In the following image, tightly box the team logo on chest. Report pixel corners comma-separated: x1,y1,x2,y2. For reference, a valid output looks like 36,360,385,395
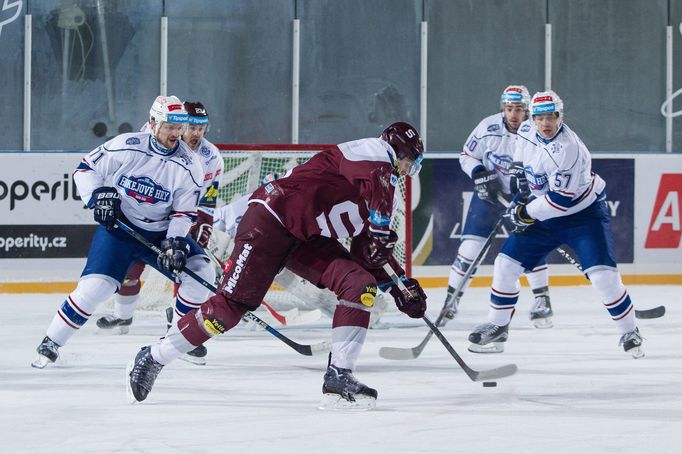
485,151,513,174
524,166,548,191
117,175,171,204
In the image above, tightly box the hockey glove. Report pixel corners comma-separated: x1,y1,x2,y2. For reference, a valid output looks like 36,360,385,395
157,237,190,274
509,161,530,198
189,209,214,248
388,277,427,319
89,186,122,230
472,168,501,204
350,230,399,269
503,199,536,233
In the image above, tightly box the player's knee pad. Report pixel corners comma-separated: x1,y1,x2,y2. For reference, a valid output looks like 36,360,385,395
72,276,118,314
323,261,377,309
492,254,524,293
178,256,215,301
587,268,625,301
118,278,141,297
453,238,486,273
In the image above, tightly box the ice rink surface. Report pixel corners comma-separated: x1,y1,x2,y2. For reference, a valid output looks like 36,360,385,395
1,285,681,454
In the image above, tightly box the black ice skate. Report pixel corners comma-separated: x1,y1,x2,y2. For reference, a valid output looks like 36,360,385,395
468,322,509,353
31,336,60,369
619,327,644,359
180,344,208,366
441,286,462,321
319,361,377,411
96,315,133,334
529,292,553,329
126,346,164,403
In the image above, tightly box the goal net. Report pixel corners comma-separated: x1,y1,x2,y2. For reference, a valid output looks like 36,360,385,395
136,144,412,315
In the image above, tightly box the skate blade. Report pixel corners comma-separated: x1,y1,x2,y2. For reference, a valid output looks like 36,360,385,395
532,317,553,329
628,347,645,359
468,342,505,354
125,360,138,404
318,393,376,411
179,354,206,366
31,354,53,369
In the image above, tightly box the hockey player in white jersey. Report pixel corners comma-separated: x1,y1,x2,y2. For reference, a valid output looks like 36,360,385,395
468,90,644,358
32,96,216,368
445,85,553,327
95,101,224,365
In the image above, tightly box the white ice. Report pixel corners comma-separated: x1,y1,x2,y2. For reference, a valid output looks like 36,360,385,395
1,285,681,454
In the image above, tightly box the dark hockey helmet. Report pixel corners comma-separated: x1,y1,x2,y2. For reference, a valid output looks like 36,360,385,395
381,122,424,176
183,101,209,125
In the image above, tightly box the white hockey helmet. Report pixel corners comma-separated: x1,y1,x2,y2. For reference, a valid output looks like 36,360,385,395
500,85,531,107
149,95,189,133
529,90,564,123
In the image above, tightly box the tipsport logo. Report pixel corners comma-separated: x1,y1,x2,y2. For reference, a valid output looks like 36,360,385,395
0,0,22,38
117,175,170,204
645,174,681,248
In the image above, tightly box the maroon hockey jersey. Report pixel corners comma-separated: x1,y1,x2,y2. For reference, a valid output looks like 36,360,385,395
249,138,399,241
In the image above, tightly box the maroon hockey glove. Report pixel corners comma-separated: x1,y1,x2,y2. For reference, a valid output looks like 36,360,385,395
388,277,427,319
190,210,214,248
350,230,399,269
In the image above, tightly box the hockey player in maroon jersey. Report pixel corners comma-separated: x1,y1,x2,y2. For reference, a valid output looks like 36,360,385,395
127,122,428,410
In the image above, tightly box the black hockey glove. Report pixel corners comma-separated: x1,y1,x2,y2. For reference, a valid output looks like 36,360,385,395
503,199,536,233
157,237,190,274
472,168,501,204
388,277,427,319
89,186,122,230
350,230,399,269
509,161,530,198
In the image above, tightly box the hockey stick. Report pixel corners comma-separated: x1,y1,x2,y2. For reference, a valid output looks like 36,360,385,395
380,263,517,381
555,247,665,319
379,218,502,361
114,220,330,356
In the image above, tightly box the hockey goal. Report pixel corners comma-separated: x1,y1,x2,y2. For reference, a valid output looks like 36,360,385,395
136,144,412,313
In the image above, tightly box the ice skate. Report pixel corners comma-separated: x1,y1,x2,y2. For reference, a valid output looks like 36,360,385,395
529,294,553,329
127,346,164,403
441,286,462,321
319,363,377,411
619,327,644,359
31,336,60,369
468,322,509,353
96,315,133,334
179,344,208,366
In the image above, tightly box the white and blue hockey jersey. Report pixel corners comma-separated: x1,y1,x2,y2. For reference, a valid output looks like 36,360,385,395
514,123,606,222
460,112,529,194
193,137,224,212
74,132,204,238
